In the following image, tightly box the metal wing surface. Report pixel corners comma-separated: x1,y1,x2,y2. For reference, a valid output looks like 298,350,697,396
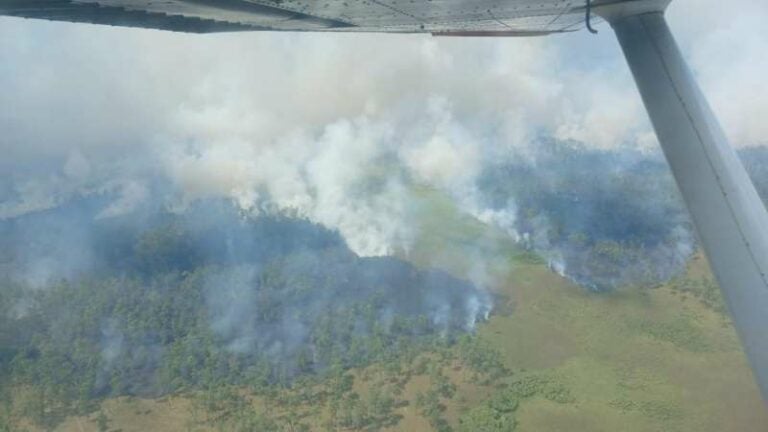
0,0,593,35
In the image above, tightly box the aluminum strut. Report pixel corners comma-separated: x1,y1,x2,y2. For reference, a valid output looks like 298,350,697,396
604,8,768,400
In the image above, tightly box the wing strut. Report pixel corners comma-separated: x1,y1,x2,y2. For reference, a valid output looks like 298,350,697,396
585,0,599,34
598,1,768,400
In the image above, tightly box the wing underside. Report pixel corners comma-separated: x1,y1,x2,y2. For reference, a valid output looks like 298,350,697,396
0,0,591,34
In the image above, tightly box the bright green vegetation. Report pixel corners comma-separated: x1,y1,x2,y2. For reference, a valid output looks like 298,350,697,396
476,259,765,432
407,190,766,432
1,191,766,432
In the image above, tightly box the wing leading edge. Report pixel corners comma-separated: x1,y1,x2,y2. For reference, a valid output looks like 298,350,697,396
0,0,589,34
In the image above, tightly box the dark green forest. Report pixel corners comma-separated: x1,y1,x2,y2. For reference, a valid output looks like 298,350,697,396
477,143,768,290
0,203,493,430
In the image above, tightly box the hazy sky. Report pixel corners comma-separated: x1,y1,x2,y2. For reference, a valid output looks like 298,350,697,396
0,0,766,255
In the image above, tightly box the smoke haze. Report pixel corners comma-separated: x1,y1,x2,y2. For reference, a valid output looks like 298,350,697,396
0,0,767,416
0,0,766,287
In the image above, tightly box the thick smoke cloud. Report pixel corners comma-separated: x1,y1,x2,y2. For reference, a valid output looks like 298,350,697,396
0,0,766,280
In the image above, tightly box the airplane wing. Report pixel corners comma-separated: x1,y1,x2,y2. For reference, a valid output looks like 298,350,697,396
0,0,588,35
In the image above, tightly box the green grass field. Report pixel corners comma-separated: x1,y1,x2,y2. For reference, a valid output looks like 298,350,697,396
408,188,766,431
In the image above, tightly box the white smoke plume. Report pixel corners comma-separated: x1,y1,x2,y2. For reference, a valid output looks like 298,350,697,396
0,0,766,260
